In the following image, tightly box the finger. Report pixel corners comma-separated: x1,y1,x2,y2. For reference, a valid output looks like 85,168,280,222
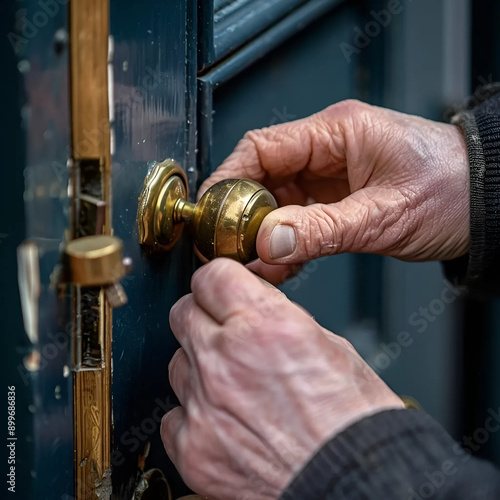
191,258,285,324
246,259,302,285
169,348,191,406
161,406,186,465
170,293,219,350
198,100,370,199
252,271,280,290
256,187,404,263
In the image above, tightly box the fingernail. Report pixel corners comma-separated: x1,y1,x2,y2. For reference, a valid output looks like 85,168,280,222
269,225,296,259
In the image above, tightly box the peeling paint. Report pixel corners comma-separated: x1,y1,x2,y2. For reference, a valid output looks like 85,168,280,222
95,468,112,499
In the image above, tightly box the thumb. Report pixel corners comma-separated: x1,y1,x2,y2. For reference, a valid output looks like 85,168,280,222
256,193,396,263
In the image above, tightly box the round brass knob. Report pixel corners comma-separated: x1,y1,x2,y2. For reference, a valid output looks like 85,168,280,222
65,235,132,308
66,235,126,286
137,159,277,264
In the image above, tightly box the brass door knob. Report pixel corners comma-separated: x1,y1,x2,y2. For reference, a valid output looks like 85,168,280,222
137,159,277,264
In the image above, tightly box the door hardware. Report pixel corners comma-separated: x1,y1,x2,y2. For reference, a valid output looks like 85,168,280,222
132,466,205,500
65,235,131,370
65,235,132,308
133,468,172,500
137,159,277,264
401,395,422,410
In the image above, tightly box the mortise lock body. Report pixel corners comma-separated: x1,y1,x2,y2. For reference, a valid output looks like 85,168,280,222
137,159,277,264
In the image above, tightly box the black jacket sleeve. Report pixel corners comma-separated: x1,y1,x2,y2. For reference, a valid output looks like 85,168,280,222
280,409,500,499
443,86,500,295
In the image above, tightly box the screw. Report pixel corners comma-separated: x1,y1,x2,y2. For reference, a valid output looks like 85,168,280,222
53,28,68,56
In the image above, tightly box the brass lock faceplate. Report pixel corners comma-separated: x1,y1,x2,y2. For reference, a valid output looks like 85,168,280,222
137,159,277,264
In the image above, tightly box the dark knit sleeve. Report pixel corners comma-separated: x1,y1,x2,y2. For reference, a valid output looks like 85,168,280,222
280,409,500,500
443,85,500,295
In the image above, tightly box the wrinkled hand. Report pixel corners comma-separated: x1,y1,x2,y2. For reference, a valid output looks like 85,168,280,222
161,259,404,500
200,100,469,283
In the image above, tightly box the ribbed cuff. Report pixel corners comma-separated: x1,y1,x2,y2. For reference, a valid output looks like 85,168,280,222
444,89,500,295
280,409,459,500
443,111,486,285
474,106,500,280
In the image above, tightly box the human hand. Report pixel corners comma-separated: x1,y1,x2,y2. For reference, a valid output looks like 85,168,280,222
199,100,469,283
161,259,404,500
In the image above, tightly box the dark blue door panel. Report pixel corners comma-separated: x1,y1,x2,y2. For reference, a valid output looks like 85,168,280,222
110,0,194,496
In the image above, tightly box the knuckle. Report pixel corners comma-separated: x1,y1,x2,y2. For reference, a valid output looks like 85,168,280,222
191,258,237,295
161,408,183,449
243,127,265,144
240,129,268,163
246,124,311,174
169,294,191,330
245,125,294,146
229,306,273,340
168,348,184,377
356,189,414,253
235,134,259,154
348,199,376,248
334,335,357,354
322,99,368,118
296,205,342,259
336,98,366,112
322,337,355,373
319,100,378,148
